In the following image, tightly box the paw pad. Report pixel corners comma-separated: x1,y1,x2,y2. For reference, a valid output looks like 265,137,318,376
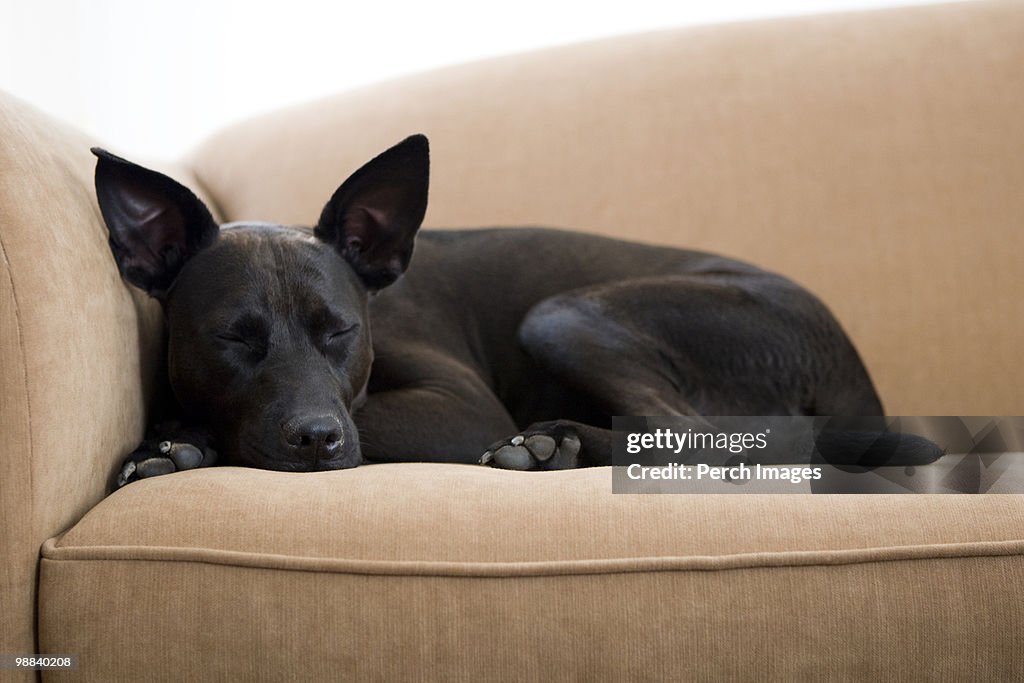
480,431,580,470
116,438,216,489
159,440,205,470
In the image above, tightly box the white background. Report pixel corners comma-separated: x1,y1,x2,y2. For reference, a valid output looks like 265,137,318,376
0,0,962,159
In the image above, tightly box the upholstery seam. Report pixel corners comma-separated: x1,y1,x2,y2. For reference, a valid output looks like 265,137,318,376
39,539,1024,578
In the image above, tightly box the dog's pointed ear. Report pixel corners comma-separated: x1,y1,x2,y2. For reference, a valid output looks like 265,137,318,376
92,147,219,299
314,135,429,290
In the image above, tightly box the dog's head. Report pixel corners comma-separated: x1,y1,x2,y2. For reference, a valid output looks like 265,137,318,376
93,136,429,471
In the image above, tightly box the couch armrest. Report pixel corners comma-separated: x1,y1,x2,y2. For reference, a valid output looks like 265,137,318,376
0,92,171,660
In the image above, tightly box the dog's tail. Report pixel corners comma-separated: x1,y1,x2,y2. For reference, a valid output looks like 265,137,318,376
812,429,944,467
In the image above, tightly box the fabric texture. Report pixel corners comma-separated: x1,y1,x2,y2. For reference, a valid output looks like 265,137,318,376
0,92,216,666
0,90,159,667
40,465,1024,680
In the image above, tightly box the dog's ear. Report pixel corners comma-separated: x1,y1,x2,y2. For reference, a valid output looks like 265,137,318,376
92,148,219,299
315,135,429,290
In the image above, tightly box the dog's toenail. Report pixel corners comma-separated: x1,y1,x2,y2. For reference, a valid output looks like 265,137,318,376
480,451,493,464
511,435,525,446
117,461,137,488
159,441,172,454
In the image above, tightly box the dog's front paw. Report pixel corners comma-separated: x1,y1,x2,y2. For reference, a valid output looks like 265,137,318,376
480,422,582,470
116,437,217,489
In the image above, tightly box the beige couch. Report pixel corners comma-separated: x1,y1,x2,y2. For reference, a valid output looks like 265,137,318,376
2,1,1023,679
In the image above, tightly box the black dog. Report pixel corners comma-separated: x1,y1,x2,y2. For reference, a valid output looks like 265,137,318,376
93,135,934,487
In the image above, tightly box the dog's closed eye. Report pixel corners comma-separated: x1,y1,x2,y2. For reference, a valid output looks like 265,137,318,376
216,332,265,355
216,332,252,346
308,305,360,348
324,324,359,344
215,315,269,359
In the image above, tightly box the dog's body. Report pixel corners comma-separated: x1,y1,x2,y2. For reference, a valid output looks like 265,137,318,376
92,136,932,487
356,226,882,468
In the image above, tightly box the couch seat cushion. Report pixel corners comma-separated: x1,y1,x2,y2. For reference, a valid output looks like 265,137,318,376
40,464,1024,680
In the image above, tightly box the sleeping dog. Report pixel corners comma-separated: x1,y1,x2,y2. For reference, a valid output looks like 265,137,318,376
92,135,937,487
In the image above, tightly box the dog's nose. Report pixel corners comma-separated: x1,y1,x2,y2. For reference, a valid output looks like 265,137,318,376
282,415,344,462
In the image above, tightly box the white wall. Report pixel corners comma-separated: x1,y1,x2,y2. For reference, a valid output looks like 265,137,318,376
0,0,962,159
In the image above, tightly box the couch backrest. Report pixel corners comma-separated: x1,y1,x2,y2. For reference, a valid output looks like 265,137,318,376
189,1,1023,415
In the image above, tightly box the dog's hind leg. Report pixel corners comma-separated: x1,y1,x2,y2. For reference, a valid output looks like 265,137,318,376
482,273,882,470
